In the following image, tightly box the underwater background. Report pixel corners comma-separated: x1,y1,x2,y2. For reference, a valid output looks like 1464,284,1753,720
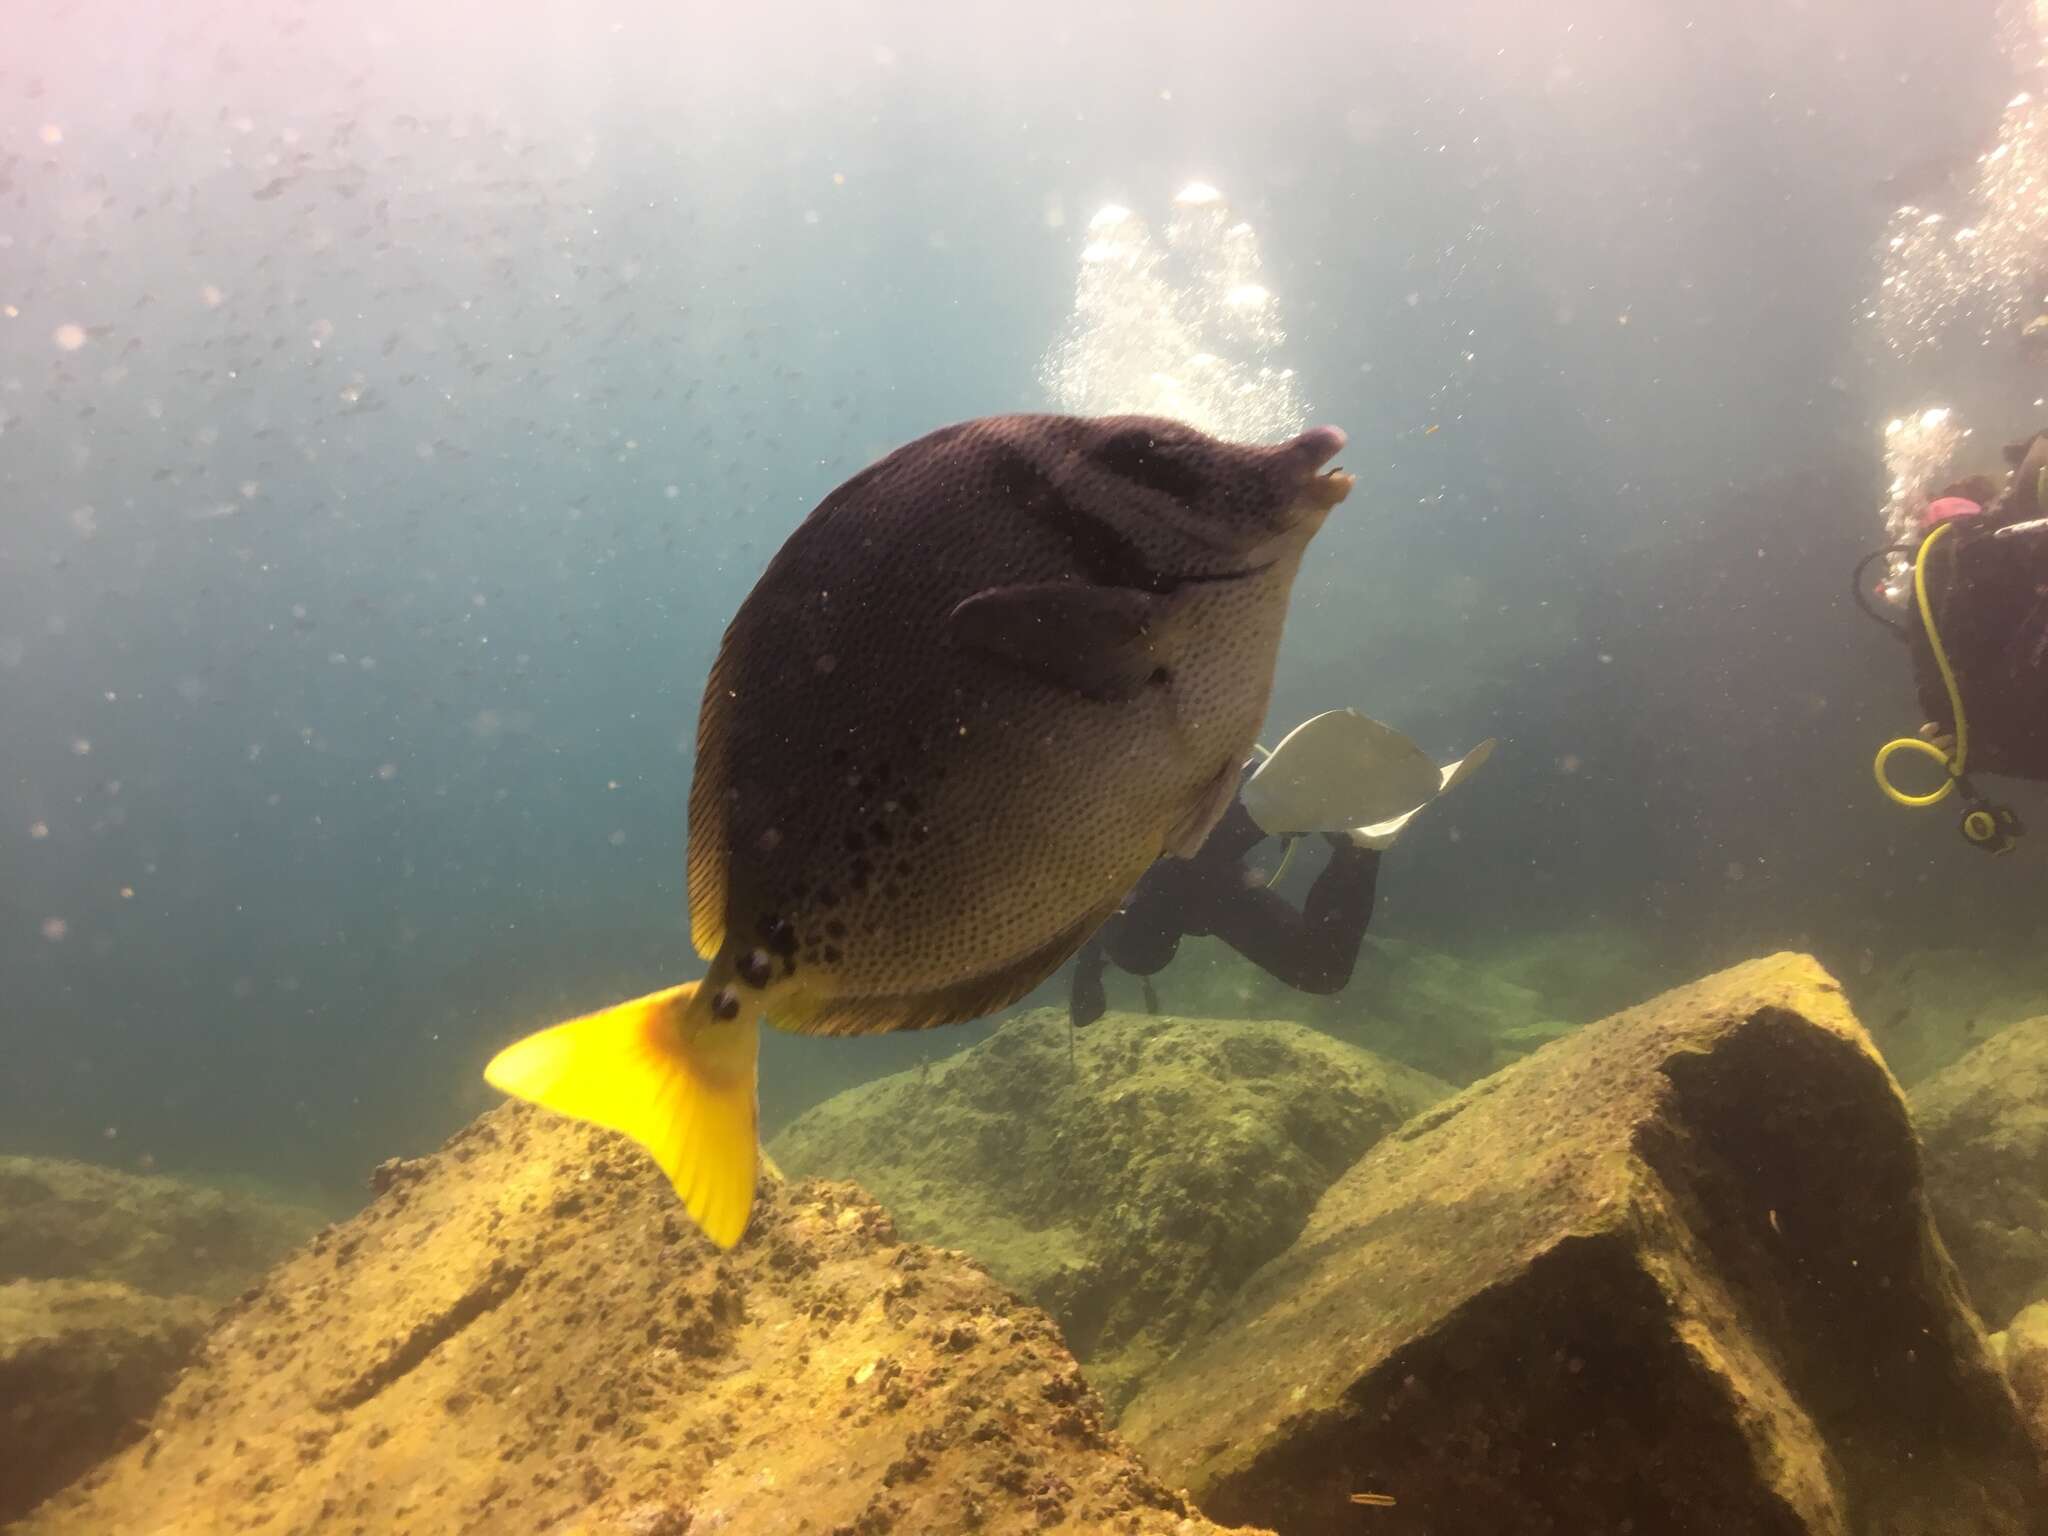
4,0,2045,1209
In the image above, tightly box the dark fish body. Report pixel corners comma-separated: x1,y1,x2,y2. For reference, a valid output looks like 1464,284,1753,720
488,411,1352,1246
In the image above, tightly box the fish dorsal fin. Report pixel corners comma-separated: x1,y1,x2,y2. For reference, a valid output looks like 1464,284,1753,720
685,625,742,960
946,582,1179,702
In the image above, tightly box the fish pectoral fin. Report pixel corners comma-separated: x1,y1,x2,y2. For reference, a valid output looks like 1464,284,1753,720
483,980,761,1249
946,582,1179,702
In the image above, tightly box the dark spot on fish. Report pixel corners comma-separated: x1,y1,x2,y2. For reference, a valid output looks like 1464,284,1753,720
782,957,798,978
994,446,1159,590
849,856,873,893
1149,665,1170,686
826,919,847,939
737,949,773,988
762,917,798,958
711,987,741,1021
1090,426,1208,507
895,860,912,877
815,886,839,910
824,945,842,964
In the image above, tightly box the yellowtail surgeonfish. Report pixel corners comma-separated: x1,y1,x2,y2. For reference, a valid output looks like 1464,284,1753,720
485,413,1353,1247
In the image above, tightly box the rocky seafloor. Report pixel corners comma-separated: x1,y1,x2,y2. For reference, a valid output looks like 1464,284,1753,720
12,940,2048,1534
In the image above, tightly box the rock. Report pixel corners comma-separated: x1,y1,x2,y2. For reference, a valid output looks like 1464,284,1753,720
0,1156,326,1304
1853,947,2048,1085
1915,1017,2048,1325
0,1278,212,1524
770,1009,1448,1409
18,1103,1270,1536
1121,954,2047,1536
1480,924,1675,1024
1091,934,1567,1087
1324,936,1581,1082
2006,1302,2048,1452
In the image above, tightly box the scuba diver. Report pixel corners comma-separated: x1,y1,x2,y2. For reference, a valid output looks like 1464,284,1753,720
1861,426,2048,853
1069,710,1494,1027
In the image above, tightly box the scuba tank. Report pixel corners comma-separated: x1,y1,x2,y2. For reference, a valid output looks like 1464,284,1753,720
1859,464,2048,852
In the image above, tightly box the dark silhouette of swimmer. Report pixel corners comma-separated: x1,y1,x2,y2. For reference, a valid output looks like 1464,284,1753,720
1067,712,1493,1027
1070,782,1381,1026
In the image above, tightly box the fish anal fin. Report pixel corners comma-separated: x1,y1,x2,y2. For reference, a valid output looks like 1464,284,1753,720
1165,756,1242,859
483,980,761,1249
783,891,1129,1038
946,582,1179,702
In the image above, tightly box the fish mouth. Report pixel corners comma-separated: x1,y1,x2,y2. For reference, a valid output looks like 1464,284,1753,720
1302,468,1355,513
1288,425,1353,515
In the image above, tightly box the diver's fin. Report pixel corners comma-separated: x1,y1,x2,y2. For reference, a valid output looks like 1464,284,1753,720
1436,737,1497,796
1348,737,1498,851
483,981,761,1249
1242,709,1443,836
947,582,1178,701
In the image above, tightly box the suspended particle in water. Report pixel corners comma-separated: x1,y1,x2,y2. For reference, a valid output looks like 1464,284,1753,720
52,323,86,351
41,917,68,941
29,820,48,839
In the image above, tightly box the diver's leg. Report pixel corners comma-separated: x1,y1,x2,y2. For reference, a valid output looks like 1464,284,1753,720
1070,936,1110,1028
1100,903,1184,977
1211,844,1382,994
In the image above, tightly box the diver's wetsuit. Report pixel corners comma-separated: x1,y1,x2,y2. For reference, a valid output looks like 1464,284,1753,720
1068,790,1382,1028
1908,434,2048,781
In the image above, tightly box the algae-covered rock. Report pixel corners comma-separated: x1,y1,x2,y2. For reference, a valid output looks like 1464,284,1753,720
770,1009,1448,1409
1480,924,1674,1023
1117,933,1577,1085
0,1155,325,1304
2005,1301,2048,1456
1915,1017,2048,1325
0,1278,212,1524
1121,954,2047,1536
19,1104,1270,1536
1854,947,2048,1085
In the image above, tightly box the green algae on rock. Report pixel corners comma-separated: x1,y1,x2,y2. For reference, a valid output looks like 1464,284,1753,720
1852,947,2048,1086
1915,1015,2048,1327
770,1008,1448,1410
0,1278,213,1524
0,1155,327,1306
1104,934,1586,1086
18,1102,1272,1536
1120,954,2047,1536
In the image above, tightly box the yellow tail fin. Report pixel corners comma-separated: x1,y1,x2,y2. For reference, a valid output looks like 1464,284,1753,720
483,980,761,1249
